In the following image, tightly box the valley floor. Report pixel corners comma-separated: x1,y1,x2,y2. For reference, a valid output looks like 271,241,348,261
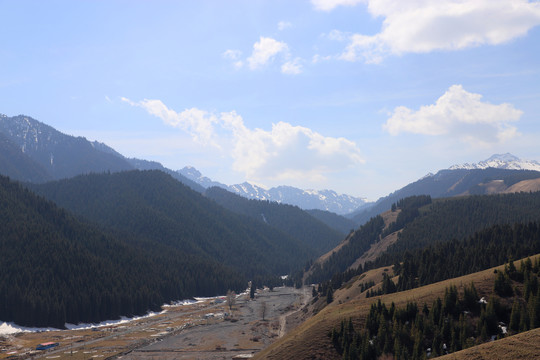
0,287,308,360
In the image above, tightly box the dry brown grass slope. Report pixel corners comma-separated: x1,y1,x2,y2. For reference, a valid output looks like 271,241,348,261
255,255,540,360
505,178,540,193
306,209,399,283
438,327,540,360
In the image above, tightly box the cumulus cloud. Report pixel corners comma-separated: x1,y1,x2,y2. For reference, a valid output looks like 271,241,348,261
312,0,365,11
312,54,332,63
124,98,364,183
222,49,242,60
383,85,523,144
121,98,219,147
328,0,540,63
278,21,292,31
281,58,303,75
247,37,289,70
221,111,364,181
225,36,303,74
223,49,244,69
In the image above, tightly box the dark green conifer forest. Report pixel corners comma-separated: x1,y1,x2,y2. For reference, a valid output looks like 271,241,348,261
0,175,244,328
1,171,327,328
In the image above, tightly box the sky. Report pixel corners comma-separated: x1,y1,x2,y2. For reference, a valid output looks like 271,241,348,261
1,0,540,200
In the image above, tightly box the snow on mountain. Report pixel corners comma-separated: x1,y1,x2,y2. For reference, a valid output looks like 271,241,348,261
230,183,369,215
449,153,540,172
0,114,133,180
178,166,228,189
180,166,369,215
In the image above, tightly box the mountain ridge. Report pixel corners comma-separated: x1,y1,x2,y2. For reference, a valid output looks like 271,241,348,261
349,153,540,225
0,114,134,181
449,153,540,171
178,166,370,215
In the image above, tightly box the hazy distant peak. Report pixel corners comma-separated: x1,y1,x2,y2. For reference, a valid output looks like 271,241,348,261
449,153,540,171
180,166,202,178
177,166,227,189
420,172,435,180
486,153,520,162
180,166,369,215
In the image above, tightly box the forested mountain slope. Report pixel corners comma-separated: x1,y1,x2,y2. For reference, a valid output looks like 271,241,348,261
380,192,540,257
0,114,133,180
0,175,244,329
204,186,343,253
350,168,540,225
30,170,313,278
127,157,205,193
0,131,51,182
311,192,540,284
305,209,357,235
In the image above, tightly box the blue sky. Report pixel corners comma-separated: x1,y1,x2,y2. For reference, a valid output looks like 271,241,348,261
2,0,540,199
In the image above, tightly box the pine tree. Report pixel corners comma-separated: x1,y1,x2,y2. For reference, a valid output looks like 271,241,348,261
327,287,334,304
509,299,521,332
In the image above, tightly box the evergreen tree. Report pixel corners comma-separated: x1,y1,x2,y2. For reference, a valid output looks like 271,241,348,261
327,287,334,304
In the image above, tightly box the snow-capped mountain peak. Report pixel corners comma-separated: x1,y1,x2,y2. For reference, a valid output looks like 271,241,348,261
177,166,228,189
178,166,370,215
449,153,540,171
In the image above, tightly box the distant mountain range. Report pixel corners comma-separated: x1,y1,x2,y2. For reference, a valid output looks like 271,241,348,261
178,166,370,215
349,154,540,225
449,153,540,171
2,113,540,223
0,113,368,215
0,114,133,181
0,114,207,192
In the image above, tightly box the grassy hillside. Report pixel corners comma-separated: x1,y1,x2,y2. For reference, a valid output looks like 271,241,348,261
437,327,540,360
256,255,540,360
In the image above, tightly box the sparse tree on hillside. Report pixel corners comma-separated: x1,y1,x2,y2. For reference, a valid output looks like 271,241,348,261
327,287,334,304
260,301,267,321
226,290,236,311
250,283,256,300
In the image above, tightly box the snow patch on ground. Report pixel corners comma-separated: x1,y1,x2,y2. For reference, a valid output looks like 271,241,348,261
0,296,215,335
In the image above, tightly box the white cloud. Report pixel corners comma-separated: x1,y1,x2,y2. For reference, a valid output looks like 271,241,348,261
221,111,364,182
312,54,333,63
325,29,349,42
278,21,292,31
281,58,303,75
247,37,289,70
225,37,304,74
121,98,219,147
312,0,365,11
383,85,523,144
334,0,540,63
223,49,244,69
124,98,364,183
223,49,242,60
